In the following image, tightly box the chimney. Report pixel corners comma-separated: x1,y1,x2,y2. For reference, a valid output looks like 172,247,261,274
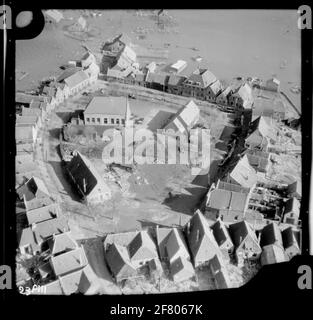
196,229,200,242
83,178,87,194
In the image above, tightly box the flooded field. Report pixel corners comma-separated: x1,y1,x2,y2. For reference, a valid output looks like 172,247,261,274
16,9,301,110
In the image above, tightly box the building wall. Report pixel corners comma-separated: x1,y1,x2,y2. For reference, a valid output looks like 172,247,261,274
84,113,125,126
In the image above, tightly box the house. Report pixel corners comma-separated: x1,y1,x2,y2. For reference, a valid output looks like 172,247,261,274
211,220,234,255
145,72,169,91
32,217,69,247
169,60,187,74
163,100,200,134
246,153,270,173
170,256,195,282
66,151,111,204
265,77,280,92
245,116,277,151
182,68,220,102
18,227,39,255
84,96,132,127
26,203,59,225
145,61,156,73
204,184,251,222
209,254,232,289
44,9,63,23
287,180,302,200
156,227,190,263
228,155,258,188
252,97,286,121
185,211,221,268
167,74,187,95
38,262,53,281
260,222,283,248
216,86,233,106
59,267,91,295
50,246,88,277
64,70,90,95
115,45,137,69
102,33,132,54
48,231,78,256
105,242,137,283
42,279,64,295
215,179,250,194
84,62,100,84
229,221,262,263
15,126,34,145
125,72,146,86
283,197,301,225
260,244,287,266
16,176,50,202
282,227,301,259
80,52,96,68
127,231,159,268
228,83,253,112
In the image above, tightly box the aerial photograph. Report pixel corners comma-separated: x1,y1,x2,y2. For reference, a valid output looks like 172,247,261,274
15,9,302,295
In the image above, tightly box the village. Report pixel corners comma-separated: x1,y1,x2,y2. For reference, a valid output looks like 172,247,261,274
15,11,302,295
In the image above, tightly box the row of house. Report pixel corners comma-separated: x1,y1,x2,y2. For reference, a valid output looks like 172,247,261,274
16,175,93,295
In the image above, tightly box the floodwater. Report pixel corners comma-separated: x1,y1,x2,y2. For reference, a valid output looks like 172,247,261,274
16,9,301,109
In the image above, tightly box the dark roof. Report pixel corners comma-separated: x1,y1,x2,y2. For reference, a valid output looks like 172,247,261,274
260,222,283,247
185,211,220,263
127,231,157,262
282,227,300,249
66,152,99,196
216,180,250,193
185,68,217,88
228,221,258,247
211,220,233,248
246,154,269,172
145,72,169,85
287,180,302,197
105,243,136,281
284,197,300,217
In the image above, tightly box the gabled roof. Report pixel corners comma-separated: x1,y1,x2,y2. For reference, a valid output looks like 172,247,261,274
228,221,258,248
127,231,158,262
229,155,258,188
105,243,136,281
236,83,253,108
84,96,129,116
209,80,223,95
22,107,42,118
18,227,36,247
16,115,38,126
246,153,269,172
260,222,283,248
156,227,173,259
284,197,301,217
168,74,187,86
16,126,33,142
42,279,63,295
185,211,220,263
211,220,234,248
16,92,46,104
248,116,277,141
166,228,190,262
282,227,300,250
56,67,82,83
16,176,50,202
287,180,302,198
45,10,64,23
51,247,88,277
66,151,111,199
59,267,91,295
117,33,132,46
170,256,194,282
252,98,285,121
48,231,78,256
261,244,286,265
206,188,250,212
26,203,58,225
216,180,250,194
185,68,217,88
64,70,89,89
33,217,69,243
163,100,200,133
